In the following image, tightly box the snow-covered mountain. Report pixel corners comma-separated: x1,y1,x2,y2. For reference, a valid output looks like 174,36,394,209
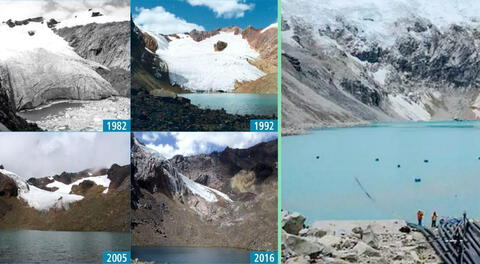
135,24,277,93
0,11,130,131
282,0,480,133
0,168,88,211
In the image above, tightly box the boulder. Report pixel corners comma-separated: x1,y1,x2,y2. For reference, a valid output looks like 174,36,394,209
362,225,380,249
214,41,228,51
282,212,306,235
353,241,381,257
285,255,310,264
0,172,18,197
306,227,327,238
284,232,331,256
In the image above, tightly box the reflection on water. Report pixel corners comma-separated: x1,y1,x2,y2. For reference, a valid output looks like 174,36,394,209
132,246,250,263
283,121,480,223
0,230,130,263
18,101,84,122
180,93,277,116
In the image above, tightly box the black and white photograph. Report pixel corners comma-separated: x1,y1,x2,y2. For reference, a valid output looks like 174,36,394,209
0,0,130,131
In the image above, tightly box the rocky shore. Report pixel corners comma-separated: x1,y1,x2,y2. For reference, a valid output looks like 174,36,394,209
282,211,440,264
131,90,275,131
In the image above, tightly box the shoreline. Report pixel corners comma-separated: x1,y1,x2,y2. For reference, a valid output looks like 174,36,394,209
282,211,441,264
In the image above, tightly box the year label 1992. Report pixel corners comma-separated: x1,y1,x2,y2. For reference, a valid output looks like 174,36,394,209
103,251,130,264
103,120,131,132
250,120,278,132
249,251,278,264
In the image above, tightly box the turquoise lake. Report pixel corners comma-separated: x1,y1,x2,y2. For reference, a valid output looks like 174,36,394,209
132,246,250,263
283,121,480,224
180,93,277,116
0,230,130,263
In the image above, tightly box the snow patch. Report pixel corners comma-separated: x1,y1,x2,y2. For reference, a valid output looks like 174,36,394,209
20,185,84,211
261,23,278,33
388,94,431,120
0,169,85,211
0,22,79,61
282,0,480,47
155,32,265,92
372,68,388,85
180,174,232,203
57,9,129,29
46,175,110,194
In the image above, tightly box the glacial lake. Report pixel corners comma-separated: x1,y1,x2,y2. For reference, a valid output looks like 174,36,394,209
0,230,130,263
18,101,84,122
283,121,480,224
132,246,250,263
180,93,277,116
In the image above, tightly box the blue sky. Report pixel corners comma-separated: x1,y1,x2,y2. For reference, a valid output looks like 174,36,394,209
135,132,277,159
132,0,277,34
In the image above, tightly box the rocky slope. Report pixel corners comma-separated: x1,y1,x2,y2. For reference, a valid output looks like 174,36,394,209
57,21,131,96
0,164,130,232
282,0,480,134
0,81,40,131
282,211,440,264
131,137,277,250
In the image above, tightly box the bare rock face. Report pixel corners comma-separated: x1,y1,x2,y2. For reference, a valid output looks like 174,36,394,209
107,164,130,191
0,172,18,197
142,32,158,53
0,77,41,131
213,40,228,51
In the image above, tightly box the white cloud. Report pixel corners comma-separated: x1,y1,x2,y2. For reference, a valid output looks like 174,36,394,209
0,133,130,179
0,0,129,23
185,0,254,18
134,6,205,35
140,132,276,159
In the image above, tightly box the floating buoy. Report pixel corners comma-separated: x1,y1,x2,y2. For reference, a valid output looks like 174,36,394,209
424,159,429,163
316,156,319,159
415,178,421,183
397,164,401,168
375,158,380,162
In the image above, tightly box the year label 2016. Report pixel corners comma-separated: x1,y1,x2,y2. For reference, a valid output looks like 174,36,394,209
250,251,278,263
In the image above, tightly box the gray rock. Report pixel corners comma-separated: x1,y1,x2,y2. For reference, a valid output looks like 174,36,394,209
282,212,306,235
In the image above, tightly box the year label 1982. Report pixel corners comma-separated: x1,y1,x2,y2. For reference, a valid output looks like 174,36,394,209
103,120,131,132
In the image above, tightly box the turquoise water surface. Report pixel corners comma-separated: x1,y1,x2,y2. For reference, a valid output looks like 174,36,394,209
180,93,277,116
283,121,480,223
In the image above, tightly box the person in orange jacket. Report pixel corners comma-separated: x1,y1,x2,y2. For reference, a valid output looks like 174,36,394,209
417,210,424,226
431,211,438,228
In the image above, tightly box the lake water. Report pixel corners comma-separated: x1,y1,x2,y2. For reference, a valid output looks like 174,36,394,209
180,93,277,116
0,230,130,263
18,101,84,122
283,121,480,223
132,246,250,263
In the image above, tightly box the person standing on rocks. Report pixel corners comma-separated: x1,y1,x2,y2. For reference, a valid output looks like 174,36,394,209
417,210,424,226
431,211,438,228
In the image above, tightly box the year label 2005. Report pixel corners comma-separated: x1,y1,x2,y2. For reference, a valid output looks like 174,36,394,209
103,251,130,264
250,251,278,263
